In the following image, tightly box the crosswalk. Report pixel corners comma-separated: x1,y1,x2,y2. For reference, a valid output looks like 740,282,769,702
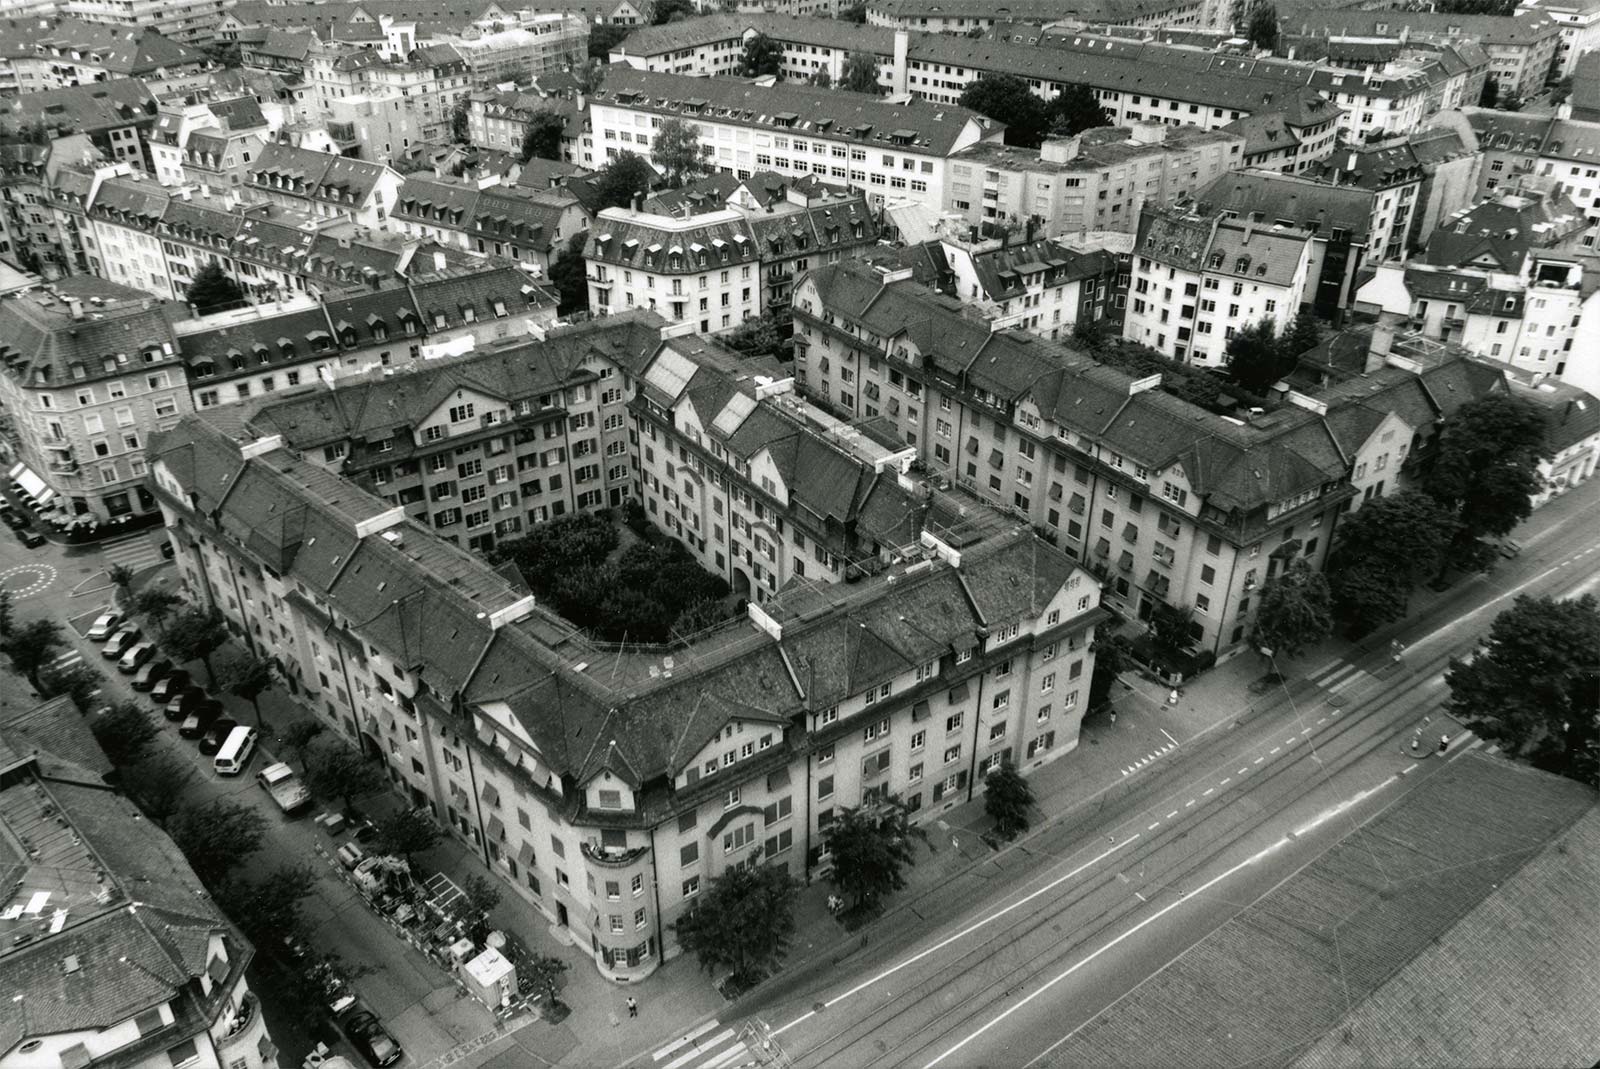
652,1020,756,1069
1307,659,1374,701
100,531,170,576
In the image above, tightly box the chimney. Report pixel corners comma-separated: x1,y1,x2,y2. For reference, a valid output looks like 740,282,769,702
631,191,643,212
1241,221,1252,245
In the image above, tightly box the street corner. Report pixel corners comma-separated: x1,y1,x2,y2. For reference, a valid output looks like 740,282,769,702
0,561,58,600
1401,711,1469,761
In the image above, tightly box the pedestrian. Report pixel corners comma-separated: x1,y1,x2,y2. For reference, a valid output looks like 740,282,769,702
1167,688,1179,706
627,996,638,1018
1409,737,1420,755
1109,710,1117,725
1438,734,1450,754
1391,639,1406,664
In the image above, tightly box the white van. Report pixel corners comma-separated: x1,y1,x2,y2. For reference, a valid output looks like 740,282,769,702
213,726,258,776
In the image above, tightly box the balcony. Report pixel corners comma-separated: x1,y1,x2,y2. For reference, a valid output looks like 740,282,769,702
223,993,258,1040
581,841,649,867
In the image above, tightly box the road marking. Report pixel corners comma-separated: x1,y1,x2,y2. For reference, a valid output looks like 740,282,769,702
1165,811,1178,819
1270,747,1281,755
1284,738,1296,745
1220,777,1231,785
1184,799,1195,808
772,835,1140,1037
1301,727,1313,735
1202,788,1214,797
1134,891,1147,902
1147,822,1159,831
655,1022,722,1062
1237,768,1248,775
1254,756,1265,764
703,1043,750,1069
1158,728,1178,746
660,1028,735,1069
1317,717,1328,725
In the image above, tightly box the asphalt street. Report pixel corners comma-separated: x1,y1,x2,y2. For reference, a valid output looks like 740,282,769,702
641,480,1600,1069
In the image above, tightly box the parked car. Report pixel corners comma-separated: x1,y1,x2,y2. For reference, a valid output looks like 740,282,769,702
164,685,205,722
0,502,22,529
101,626,141,659
118,640,156,674
86,611,123,641
342,1009,403,1067
15,526,45,548
150,669,190,703
198,717,238,756
132,658,173,692
179,700,224,739
336,842,368,871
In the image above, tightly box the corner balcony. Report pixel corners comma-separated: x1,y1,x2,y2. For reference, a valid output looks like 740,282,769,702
581,841,649,868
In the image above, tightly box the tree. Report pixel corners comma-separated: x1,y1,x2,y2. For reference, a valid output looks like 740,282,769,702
591,151,657,211
303,738,389,812
1249,558,1332,662
170,799,267,886
576,57,607,95
1147,601,1195,663
550,230,590,316
839,51,880,95
673,857,799,986
722,311,788,359
220,864,317,948
3,618,63,690
741,32,783,77
588,23,631,59
1277,310,1322,364
450,100,470,144
163,605,228,684
1423,393,1549,572
1479,78,1500,108
523,953,570,1014
1047,84,1110,137
374,807,442,861
839,0,867,21
120,753,194,826
133,587,183,634
652,0,693,22
1326,490,1457,634
1226,320,1286,394
651,118,708,189
519,110,567,163
279,719,325,765
960,74,1050,148
91,702,159,767
1447,594,1599,787
825,804,915,913
809,68,833,88
187,263,248,316
1246,2,1279,51
0,589,12,639
983,758,1034,840
43,664,101,714
107,564,136,606
460,874,502,944
217,649,274,728
1088,632,1133,713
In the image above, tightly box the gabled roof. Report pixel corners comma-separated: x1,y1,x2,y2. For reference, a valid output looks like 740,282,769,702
1197,169,1375,244
5,77,157,136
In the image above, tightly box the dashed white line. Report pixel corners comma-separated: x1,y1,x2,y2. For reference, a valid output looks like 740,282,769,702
1134,891,1147,902
1220,777,1231,785
1147,822,1160,831
1237,767,1249,775
1166,811,1178,819
1317,717,1328,725
1254,756,1265,764
1202,788,1214,796
1301,727,1313,735
1184,799,1196,808
1158,727,1179,746
1270,747,1281,755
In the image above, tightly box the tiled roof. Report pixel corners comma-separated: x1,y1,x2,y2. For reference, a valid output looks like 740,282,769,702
7,18,207,74
395,175,569,254
0,697,111,782
0,281,180,388
1279,6,1560,46
248,141,394,207
1196,169,1375,244
586,209,760,272
594,68,1000,157
3,77,157,135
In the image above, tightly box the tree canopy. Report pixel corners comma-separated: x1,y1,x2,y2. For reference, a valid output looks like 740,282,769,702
741,32,784,77
91,702,159,767
588,23,631,59
375,807,442,861
133,587,183,634
170,799,267,886
217,649,274,727
591,151,657,210
651,118,709,189
1225,320,1287,394
1047,84,1110,138
2,618,64,690
840,51,881,95
1246,2,1279,51
652,0,693,22
163,605,228,684
960,75,1050,148
187,263,248,316
825,805,915,912
550,230,590,316
1326,490,1457,634
303,737,389,811
1423,393,1549,571
721,311,788,360
983,758,1034,840
120,753,194,826
219,864,316,948
673,858,800,986
839,0,867,21
1447,594,1599,786
1250,558,1333,660
519,111,567,162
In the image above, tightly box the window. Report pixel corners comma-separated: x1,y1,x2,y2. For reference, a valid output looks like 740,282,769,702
945,712,963,733
681,842,698,865
722,822,755,854
166,1039,200,1068
683,875,701,897
1040,672,1055,694
724,787,740,808
818,776,834,799
943,744,961,764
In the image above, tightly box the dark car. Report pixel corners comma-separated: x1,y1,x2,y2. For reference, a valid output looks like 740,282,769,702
132,658,173,692
2,507,28,530
150,669,191,703
198,717,238,756
179,700,224,739
14,526,46,548
342,1010,402,1067
164,685,205,722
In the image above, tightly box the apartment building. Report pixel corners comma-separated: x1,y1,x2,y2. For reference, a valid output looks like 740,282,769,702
0,78,156,175
1194,169,1377,316
176,260,559,411
149,95,271,193
0,17,209,94
1124,209,1316,367
901,224,1120,340
59,0,228,42
466,90,588,166
0,277,188,522
239,314,658,545
1286,9,1560,102
1520,0,1600,77
306,40,473,145
586,207,762,329
589,70,1001,212
0,700,279,1069
793,258,1511,653
865,0,1204,32
1505,370,1600,505
152,388,1103,979
245,143,404,228
0,133,106,282
449,13,589,80
1452,109,1600,248
392,175,590,276
945,123,1245,237
1310,127,1482,254
1354,187,1598,389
